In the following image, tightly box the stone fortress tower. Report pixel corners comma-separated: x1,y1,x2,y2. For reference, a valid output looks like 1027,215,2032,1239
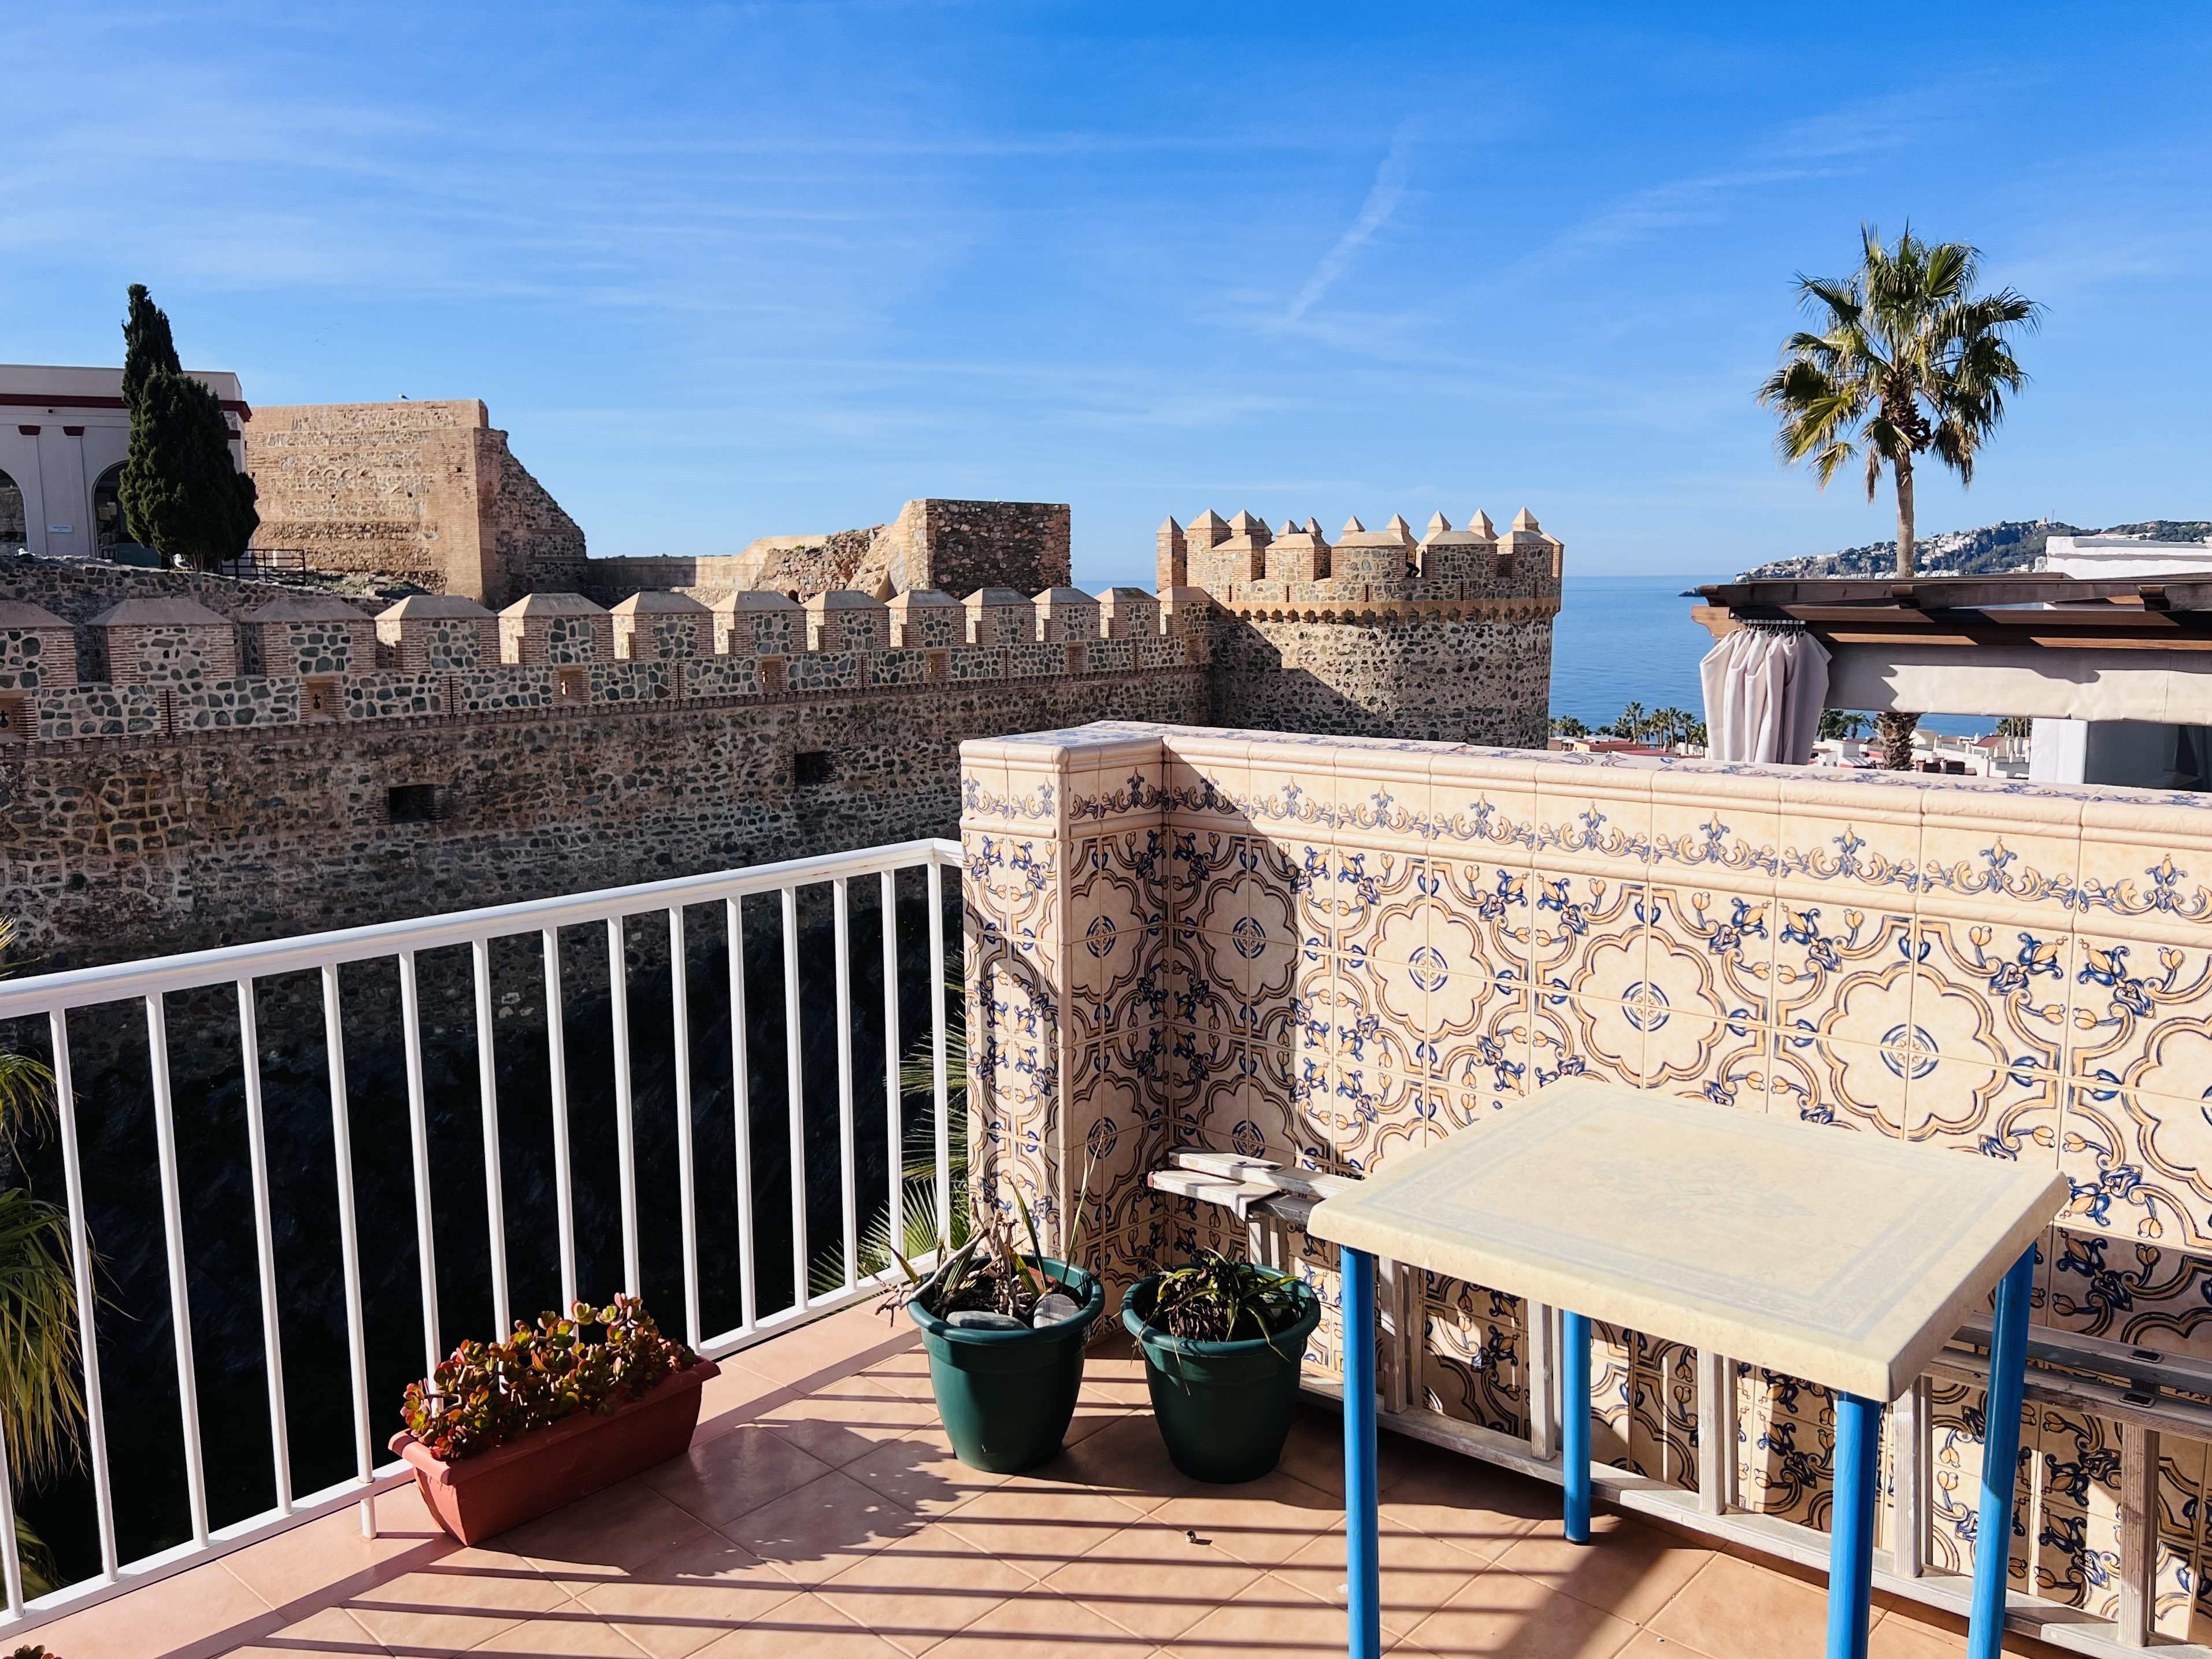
0,387,1563,967
1159,506,1562,747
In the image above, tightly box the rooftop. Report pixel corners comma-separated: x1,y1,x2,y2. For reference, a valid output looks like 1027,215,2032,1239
34,1304,2029,1659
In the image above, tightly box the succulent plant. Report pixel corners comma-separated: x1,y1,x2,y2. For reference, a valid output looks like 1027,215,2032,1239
399,1294,698,1463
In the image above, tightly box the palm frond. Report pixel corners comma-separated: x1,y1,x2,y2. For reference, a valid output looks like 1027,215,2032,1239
0,1190,83,1485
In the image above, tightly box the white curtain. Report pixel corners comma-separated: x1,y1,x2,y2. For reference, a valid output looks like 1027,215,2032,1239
1699,627,1831,764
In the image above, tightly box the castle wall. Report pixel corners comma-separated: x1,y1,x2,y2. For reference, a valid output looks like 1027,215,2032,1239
243,401,584,606
1,654,1207,970
1209,609,1556,747
0,558,380,629
584,500,1070,605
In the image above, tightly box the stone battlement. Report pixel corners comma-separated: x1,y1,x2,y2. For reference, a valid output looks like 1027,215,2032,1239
1158,506,1563,613
0,580,1208,747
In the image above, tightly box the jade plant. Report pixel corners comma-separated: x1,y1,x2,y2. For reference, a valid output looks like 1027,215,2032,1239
399,1295,699,1463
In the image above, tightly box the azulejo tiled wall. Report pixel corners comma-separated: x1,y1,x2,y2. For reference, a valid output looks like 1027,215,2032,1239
960,720,2212,1635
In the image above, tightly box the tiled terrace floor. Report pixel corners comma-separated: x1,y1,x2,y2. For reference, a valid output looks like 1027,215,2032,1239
39,1305,2051,1659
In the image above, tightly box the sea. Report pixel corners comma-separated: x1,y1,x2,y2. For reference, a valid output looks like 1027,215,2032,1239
1550,572,1993,738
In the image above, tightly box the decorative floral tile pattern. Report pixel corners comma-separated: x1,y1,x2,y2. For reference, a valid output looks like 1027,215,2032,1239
962,725,2212,1627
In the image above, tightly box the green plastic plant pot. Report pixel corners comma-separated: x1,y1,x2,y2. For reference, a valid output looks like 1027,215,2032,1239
907,1257,1102,1473
1122,1267,1323,1484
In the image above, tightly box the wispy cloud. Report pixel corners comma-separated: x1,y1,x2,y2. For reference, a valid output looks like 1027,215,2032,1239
1281,121,1420,325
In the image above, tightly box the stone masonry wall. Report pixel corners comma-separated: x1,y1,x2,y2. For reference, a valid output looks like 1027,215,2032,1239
1210,610,1555,747
584,500,1069,605
0,556,381,630
1,668,1210,969
244,401,586,606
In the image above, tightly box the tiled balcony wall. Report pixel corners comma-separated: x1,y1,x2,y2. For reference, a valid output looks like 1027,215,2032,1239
961,719,2212,1640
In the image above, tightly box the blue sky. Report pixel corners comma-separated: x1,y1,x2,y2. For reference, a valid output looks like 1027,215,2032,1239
5,3,2208,586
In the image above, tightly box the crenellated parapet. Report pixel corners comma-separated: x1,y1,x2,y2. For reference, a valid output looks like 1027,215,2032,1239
0,579,1202,748
1156,505,1563,618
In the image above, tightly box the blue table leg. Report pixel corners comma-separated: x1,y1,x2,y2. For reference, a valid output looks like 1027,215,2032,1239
1968,1247,2035,1659
1342,1247,1380,1659
1827,1392,1880,1659
1562,1309,1591,1543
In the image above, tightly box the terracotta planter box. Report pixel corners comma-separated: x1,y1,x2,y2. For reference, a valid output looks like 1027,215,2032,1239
388,1360,720,1545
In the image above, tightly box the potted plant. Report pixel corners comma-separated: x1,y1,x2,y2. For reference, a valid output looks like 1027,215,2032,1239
1122,1253,1322,1483
388,1295,717,1545
883,1182,1102,1473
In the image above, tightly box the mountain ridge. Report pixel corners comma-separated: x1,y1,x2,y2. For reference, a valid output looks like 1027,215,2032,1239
1738,519,2212,581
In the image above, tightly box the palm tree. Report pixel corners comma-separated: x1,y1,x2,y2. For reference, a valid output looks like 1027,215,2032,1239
0,921,87,1597
1758,224,2041,769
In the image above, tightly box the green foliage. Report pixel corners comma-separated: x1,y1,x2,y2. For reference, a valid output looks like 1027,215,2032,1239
1550,714,1589,738
810,975,969,1298
399,1295,699,1464
0,921,83,1596
120,283,181,412
1144,1251,1306,1345
120,368,260,571
1818,709,1871,740
1758,224,2041,579
1586,702,1705,749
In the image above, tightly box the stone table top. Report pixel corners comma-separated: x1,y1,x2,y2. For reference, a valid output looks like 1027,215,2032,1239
1306,1079,2068,1401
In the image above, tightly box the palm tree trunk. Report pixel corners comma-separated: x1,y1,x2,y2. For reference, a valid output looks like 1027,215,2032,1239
1880,456,1922,769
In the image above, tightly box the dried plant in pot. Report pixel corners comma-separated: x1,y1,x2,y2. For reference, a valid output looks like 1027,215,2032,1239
1122,1252,1321,1483
388,1295,717,1545
879,1168,1102,1473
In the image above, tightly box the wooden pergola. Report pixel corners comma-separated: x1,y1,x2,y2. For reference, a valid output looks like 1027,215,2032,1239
1691,573,2212,721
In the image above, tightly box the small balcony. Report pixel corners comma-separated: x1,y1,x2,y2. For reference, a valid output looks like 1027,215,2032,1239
8,721,2212,1657
35,1304,1973,1659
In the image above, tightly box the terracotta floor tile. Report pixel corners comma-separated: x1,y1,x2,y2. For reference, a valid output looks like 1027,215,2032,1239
927,1579,1163,1657
1276,1407,1354,1497
1161,1583,1348,1657
817,1522,1033,1656
939,1483,1150,1577
1378,1457,1551,1562
1148,1471,1342,1568
1645,1553,1831,1659
472,1604,657,1655
1007,1412,1199,1513
1613,1633,1712,1658
1040,1519,1269,1644
1272,1522,1488,1639
691,1356,793,1431
857,1345,940,1401
1869,1608,1970,1657
838,1426,1011,1519
555,1527,805,1659
508,1474,723,1575
736,1307,918,1388
341,1554,571,1652
724,1468,929,1590
687,1590,912,1656
758,1372,949,1469
24,1556,279,1659
1491,1512,1714,1625
220,1498,449,1612
1401,1564,1641,1659
645,1420,843,1529
218,1602,386,1657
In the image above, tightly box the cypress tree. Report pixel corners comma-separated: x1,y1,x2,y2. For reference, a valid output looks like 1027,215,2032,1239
120,283,181,411
116,286,259,571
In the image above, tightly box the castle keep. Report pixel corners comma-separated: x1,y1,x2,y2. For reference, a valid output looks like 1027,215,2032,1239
0,501,1559,968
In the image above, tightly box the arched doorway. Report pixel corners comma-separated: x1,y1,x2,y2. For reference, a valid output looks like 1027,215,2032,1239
92,464,127,553
0,469,23,549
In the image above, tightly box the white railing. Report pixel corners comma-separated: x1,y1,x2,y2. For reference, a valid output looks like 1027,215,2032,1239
0,836,961,1634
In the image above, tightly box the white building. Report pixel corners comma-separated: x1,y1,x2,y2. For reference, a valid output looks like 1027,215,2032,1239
2029,533,2212,790
0,364,249,560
